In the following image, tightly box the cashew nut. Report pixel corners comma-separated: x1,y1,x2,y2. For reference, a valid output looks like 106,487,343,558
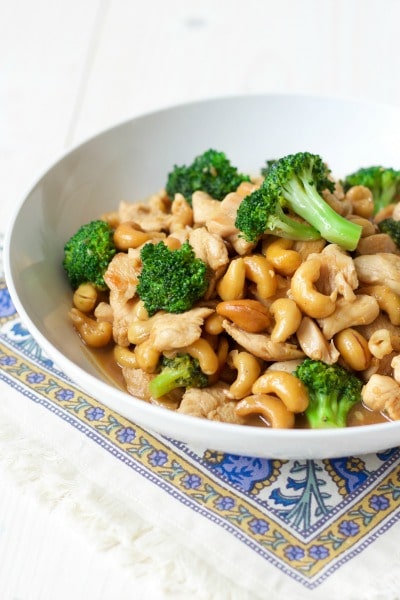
72,282,98,313
236,394,295,428
263,238,302,276
181,338,219,375
269,298,302,342
134,339,161,373
358,285,400,326
69,308,113,348
251,370,309,413
243,254,277,299
114,345,138,368
113,222,154,250
290,258,336,318
216,257,246,300
216,299,271,333
333,328,371,371
228,350,261,399
345,185,374,218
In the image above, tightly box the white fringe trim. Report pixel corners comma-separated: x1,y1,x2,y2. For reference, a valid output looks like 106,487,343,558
0,411,256,600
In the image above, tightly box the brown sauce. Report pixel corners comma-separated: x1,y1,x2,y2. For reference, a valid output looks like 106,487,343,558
84,344,389,429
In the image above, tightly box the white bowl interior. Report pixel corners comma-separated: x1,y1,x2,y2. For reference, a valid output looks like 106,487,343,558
5,94,400,459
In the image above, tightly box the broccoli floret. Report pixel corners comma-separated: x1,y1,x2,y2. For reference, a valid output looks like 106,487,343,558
378,218,400,247
236,152,362,251
234,186,322,243
344,165,400,215
165,148,250,204
136,241,208,316
294,359,363,429
63,220,116,290
260,158,278,178
149,353,208,398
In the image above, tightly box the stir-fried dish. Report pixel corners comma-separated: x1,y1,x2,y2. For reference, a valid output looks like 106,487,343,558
63,150,400,429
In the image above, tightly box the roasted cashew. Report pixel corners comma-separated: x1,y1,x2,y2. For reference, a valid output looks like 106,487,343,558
251,370,309,413
113,222,154,250
216,257,246,301
358,285,400,326
333,328,371,371
69,308,113,348
345,185,374,218
243,255,277,299
134,339,161,373
72,282,98,313
228,350,261,399
114,345,138,368
235,394,295,428
263,238,302,276
216,299,271,333
181,338,219,375
290,258,336,318
269,298,302,342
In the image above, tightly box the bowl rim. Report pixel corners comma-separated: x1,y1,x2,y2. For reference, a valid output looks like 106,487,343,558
4,91,400,457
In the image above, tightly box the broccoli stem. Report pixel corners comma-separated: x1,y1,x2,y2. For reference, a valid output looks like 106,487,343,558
283,177,361,251
271,205,321,240
149,367,188,398
307,390,345,428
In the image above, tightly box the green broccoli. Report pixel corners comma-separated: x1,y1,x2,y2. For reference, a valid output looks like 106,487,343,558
63,220,116,290
294,359,363,429
235,152,362,251
378,217,400,247
136,240,208,316
343,165,400,215
260,158,278,178
165,148,250,205
149,353,208,398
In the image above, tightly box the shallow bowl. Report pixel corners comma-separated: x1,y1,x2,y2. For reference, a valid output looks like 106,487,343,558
5,94,400,459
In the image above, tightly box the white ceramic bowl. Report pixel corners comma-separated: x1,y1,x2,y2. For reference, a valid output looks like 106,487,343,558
5,94,400,459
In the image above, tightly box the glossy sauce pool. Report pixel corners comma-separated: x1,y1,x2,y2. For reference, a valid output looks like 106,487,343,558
85,345,389,429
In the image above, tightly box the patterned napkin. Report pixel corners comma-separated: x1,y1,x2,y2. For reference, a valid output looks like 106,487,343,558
1,239,400,599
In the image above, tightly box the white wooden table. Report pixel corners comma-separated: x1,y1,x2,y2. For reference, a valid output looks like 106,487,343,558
1,1,400,598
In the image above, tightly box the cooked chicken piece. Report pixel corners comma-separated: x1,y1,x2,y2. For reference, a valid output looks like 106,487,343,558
308,244,358,302
122,366,154,401
362,374,400,420
296,317,339,364
103,250,141,300
318,295,380,339
192,191,220,225
206,191,243,238
94,301,113,323
222,319,305,361
118,197,172,232
149,306,214,352
354,253,400,295
189,227,229,273
109,293,139,346
356,234,399,256
177,382,245,424
206,191,257,255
